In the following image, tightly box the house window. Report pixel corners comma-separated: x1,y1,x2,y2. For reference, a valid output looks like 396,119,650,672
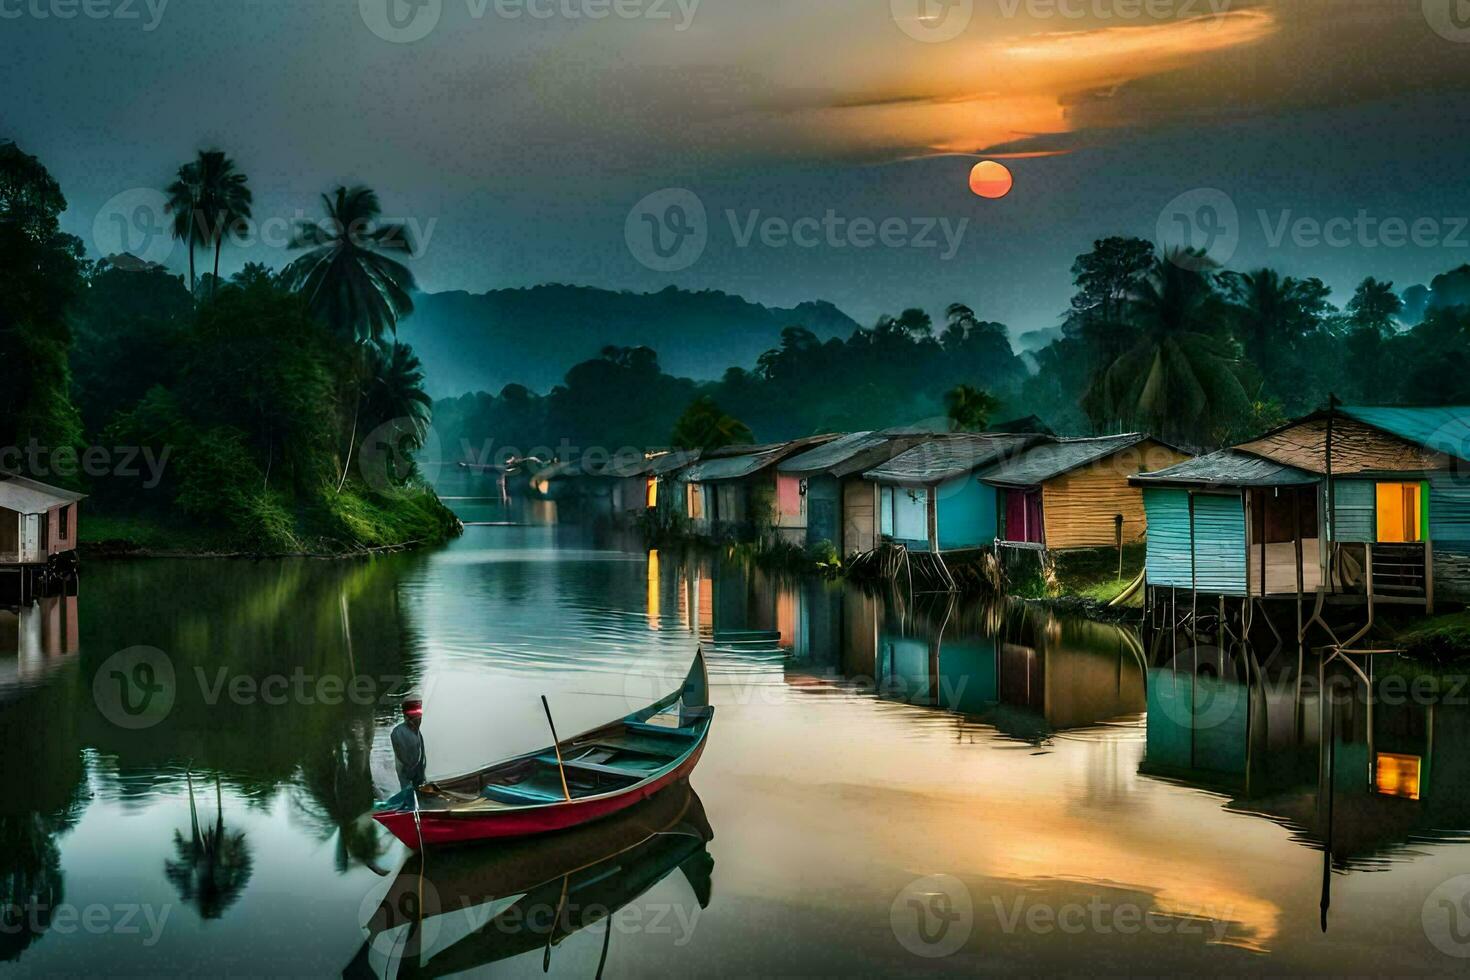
688,485,704,520
58,505,69,540
646,478,658,509
1375,482,1423,543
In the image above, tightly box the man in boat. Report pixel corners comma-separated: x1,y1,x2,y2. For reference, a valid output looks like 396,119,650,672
392,699,427,792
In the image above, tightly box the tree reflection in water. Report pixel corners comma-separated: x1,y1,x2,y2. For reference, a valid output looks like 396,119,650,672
0,810,77,963
293,719,392,875
164,772,254,920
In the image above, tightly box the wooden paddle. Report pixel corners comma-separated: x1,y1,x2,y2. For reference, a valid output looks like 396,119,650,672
541,695,572,801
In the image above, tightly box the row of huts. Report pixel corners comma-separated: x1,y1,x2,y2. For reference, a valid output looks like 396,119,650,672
560,402,1470,614
568,426,1189,559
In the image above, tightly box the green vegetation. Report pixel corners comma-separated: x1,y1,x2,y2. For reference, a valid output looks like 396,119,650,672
1393,611,1470,664
944,382,999,433
670,395,754,451
1004,545,1145,605
1,140,457,556
437,235,1470,458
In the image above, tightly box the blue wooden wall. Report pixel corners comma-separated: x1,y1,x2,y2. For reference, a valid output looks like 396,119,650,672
1334,479,1376,542
936,475,998,551
1429,477,1470,551
1143,488,1248,594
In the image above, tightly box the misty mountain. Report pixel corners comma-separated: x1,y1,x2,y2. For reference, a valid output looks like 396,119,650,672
402,284,863,397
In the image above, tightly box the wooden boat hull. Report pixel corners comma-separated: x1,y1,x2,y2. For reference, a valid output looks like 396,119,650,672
375,736,707,847
369,780,711,936
373,650,712,849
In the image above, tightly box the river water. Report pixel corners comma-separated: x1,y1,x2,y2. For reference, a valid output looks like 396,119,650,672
2,492,1469,975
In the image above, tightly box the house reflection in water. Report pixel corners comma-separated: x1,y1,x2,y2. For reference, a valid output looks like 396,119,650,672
1141,650,1470,907
670,550,1146,741
0,593,80,697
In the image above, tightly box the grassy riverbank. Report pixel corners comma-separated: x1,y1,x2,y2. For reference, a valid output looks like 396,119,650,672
1005,544,1146,605
80,484,461,558
1390,610,1470,663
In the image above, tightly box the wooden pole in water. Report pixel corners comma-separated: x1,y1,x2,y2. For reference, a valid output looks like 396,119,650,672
542,696,573,801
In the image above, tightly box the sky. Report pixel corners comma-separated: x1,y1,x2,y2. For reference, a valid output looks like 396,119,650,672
5,0,1470,346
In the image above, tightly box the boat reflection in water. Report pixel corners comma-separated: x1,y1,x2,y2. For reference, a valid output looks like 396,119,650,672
354,780,713,977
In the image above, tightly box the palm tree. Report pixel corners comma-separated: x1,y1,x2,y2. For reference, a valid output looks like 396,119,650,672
1085,250,1252,447
281,185,417,344
1347,276,1402,337
358,342,433,489
1220,267,1332,364
670,396,753,451
192,150,252,298
164,161,202,294
944,384,999,432
163,773,253,921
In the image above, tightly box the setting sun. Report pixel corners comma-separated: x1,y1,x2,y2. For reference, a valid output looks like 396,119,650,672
969,160,1013,199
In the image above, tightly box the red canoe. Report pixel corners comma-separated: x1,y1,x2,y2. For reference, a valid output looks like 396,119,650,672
374,651,713,848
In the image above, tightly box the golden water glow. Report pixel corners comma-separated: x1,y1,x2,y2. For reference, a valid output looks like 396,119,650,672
647,549,661,630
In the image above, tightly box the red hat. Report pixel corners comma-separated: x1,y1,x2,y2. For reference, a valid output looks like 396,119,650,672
402,699,424,718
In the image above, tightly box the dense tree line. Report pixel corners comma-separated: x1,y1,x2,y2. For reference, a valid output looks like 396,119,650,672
437,236,1470,460
0,141,454,552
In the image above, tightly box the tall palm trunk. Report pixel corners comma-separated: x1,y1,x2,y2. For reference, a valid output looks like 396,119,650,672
212,238,223,298
336,348,367,494
336,400,360,495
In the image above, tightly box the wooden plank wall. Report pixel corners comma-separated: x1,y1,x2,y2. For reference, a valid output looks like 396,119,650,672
1333,479,1376,542
1430,477,1470,603
841,478,877,556
1042,441,1191,549
1142,488,1250,594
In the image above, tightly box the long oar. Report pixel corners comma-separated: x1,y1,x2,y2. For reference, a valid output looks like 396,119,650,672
541,696,572,801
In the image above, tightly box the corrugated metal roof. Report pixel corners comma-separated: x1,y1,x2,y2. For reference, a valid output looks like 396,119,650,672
863,434,1041,485
1339,405,1470,462
1129,449,1318,488
777,431,878,475
682,435,838,483
648,449,700,476
0,475,86,514
979,433,1150,488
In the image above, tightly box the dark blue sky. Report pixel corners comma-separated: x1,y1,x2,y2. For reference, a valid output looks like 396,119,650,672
4,0,1470,342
